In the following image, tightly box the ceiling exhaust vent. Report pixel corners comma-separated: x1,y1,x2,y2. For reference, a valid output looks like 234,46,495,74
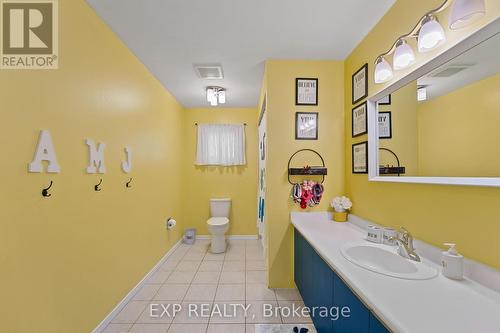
193,64,224,79
429,64,473,78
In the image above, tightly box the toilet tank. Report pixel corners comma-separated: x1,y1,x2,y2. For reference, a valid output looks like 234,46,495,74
210,198,231,217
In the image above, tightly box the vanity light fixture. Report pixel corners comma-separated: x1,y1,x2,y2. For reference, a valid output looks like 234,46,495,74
206,86,226,106
393,39,416,70
418,15,446,52
449,0,486,29
374,57,393,83
372,0,487,84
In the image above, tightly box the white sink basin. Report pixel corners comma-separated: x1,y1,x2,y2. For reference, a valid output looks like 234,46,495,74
340,243,438,280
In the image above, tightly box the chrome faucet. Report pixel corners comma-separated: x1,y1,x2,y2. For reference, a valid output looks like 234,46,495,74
390,227,421,262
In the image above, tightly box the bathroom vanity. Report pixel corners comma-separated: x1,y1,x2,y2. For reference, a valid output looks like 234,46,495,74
294,229,389,333
291,212,500,333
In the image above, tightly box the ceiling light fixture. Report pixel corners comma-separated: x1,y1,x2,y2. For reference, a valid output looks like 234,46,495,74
449,0,486,29
374,57,393,83
373,0,486,84
206,86,226,106
393,39,416,70
417,86,428,101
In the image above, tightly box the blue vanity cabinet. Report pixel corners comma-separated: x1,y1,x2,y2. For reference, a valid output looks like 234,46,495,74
295,230,333,332
294,230,303,293
294,229,391,333
297,230,315,306
311,250,335,333
369,313,390,333
332,274,370,333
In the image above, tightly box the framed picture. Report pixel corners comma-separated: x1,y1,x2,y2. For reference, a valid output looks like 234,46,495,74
352,63,368,105
352,102,367,137
295,112,318,140
378,111,392,139
352,141,368,174
377,94,391,105
296,78,318,105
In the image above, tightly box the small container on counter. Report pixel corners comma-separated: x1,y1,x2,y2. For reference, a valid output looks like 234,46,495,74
367,225,382,243
441,243,464,280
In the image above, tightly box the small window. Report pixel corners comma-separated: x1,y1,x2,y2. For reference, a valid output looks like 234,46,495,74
196,124,246,166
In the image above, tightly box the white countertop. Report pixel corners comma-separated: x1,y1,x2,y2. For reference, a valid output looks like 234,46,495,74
291,212,500,333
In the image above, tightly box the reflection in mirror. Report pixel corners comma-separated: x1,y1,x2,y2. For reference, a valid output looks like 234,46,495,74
377,32,500,178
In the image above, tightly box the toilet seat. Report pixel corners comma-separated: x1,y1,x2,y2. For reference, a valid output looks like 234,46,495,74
207,217,229,226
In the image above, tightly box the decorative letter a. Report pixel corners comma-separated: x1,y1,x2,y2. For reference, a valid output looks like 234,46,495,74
28,130,61,173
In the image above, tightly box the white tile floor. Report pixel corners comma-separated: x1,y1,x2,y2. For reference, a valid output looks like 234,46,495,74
102,239,316,333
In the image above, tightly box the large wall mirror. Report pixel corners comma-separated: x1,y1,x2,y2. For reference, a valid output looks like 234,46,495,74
368,18,500,187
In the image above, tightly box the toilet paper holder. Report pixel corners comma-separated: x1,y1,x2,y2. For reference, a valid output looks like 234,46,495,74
166,217,176,230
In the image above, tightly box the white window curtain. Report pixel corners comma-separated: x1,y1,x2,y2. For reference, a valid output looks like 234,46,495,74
196,124,246,166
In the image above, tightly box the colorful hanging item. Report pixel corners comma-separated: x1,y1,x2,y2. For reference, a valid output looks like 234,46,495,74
291,180,324,209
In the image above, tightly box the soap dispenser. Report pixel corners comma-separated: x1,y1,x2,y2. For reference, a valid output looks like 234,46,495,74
441,243,464,280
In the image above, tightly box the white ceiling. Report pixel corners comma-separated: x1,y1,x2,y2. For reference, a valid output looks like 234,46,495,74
86,0,395,108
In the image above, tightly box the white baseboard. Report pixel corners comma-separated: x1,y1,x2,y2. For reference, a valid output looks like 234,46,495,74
91,239,183,333
196,234,259,240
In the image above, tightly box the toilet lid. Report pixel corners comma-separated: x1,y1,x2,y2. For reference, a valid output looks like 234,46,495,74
207,217,229,226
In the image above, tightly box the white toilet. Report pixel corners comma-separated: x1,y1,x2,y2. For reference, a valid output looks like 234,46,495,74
207,198,231,253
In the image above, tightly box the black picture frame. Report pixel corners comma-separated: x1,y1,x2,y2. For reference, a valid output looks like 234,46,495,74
295,112,318,140
352,101,368,137
352,63,368,105
378,94,391,105
378,111,392,139
352,141,368,174
295,78,318,106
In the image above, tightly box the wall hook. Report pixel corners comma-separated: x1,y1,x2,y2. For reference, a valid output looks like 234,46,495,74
126,178,133,188
94,178,103,192
42,181,53,197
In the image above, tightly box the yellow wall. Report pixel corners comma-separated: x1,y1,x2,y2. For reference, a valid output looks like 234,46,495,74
2,2,499,332
417,73,500,176
265,60,345,288
182,108,258,236
378,82,419,175
0,2,185,333
345,0,500,269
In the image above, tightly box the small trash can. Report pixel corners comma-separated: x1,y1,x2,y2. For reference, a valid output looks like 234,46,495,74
183,228,196,245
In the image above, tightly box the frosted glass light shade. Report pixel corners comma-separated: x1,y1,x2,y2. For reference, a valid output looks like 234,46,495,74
417,87,427,101
207,88,215,102
374,57,393,83
450,0,485,29
393,40,416,70
418,16,446,52
218,90,226,104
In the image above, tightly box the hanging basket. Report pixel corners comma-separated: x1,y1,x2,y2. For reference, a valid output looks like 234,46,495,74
287,149,327,185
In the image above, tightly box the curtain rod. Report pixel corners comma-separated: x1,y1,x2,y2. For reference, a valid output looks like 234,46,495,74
195,123,247,126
